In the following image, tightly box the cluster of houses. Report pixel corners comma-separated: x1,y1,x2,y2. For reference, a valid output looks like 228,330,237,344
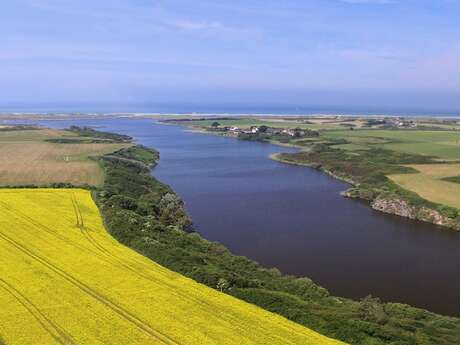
365,118,417,128
393,119,417,128
211,123,318,138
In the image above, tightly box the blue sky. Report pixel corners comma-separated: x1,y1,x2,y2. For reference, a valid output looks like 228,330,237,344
2,0,460,112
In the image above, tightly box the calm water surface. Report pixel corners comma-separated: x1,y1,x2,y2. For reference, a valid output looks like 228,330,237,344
14,118,460,316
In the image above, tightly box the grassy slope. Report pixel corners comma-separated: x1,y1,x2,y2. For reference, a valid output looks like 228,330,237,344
319,130,460,215
276,145,460,224
323,130,460,160
0,188,341,345
96,145,460,345
389,164,460,209
389,173,460,209
169,118,346,130
0,127,128,187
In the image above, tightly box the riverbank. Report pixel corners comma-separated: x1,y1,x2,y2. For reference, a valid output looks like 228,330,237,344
274,147,460,231
164,117,460,231
270,153,357,185
4,119,460,341
93,139,460,345
271,151,460,230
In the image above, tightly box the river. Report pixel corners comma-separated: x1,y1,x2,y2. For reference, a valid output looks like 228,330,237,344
11,117,460,316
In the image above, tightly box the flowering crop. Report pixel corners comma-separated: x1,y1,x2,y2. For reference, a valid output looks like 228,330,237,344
0,189,344,345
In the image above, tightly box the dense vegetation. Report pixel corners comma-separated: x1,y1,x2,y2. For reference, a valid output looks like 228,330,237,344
67,125,132,142
442,175,460,184
95,144,460,345
177,117,460,222
0,125,38,131
45,137,120,144
194,118,460,227
276,143,460,223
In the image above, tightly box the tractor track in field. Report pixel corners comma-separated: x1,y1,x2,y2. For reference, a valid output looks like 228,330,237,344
2,193,298,343
0,279,76,345
67,197,289,341
0,230,179,345
70,193,84,229
70,193,112,256
0,200,115,264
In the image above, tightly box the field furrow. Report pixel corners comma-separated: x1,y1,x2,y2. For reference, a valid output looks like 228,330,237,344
0,188,342,345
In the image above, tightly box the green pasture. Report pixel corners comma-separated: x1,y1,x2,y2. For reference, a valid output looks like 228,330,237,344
182,118,344,130
323,130,460,160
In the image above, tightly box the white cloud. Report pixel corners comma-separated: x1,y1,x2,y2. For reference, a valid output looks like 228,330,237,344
23,0,259,37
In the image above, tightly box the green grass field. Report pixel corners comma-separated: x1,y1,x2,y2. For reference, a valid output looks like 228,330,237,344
323,130,460,160
176,118,348,130
0,188,342,345
173,117,460,160
418,122,460,130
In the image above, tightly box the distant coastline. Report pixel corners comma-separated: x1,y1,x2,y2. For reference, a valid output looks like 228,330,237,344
1,111,460,120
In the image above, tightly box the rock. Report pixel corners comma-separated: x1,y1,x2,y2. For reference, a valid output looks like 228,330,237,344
417,207,460,230
371,197,460,230
371,198,417,219
342,187,374,200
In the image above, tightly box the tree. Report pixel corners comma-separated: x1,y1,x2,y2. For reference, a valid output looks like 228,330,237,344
359,296,387,324
217,278,230,292
211,121,220,128
259,125,269,133
293,127,303,138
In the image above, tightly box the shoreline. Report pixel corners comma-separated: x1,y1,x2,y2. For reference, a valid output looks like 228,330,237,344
1,122,458,343
176,123,459,231
2,112,460,121
271,151,460,231
269,153,356,185
5,114,460,231
90,139,460,345
155,123,460,241
173,124,460,232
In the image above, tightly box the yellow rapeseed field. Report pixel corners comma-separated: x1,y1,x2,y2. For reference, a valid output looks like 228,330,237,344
0,189,343,345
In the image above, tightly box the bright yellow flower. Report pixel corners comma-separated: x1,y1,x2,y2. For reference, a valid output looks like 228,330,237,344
0,189,344,345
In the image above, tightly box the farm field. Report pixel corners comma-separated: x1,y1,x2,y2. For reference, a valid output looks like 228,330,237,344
0,128,128,186
389,164,460,209
323,130,460,160
173,117,355,130
418,122,460,130
170,117,460,160
0,188,342,345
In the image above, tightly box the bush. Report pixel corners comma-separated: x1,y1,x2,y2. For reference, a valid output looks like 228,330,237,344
93,144,460,345
437,205,459,219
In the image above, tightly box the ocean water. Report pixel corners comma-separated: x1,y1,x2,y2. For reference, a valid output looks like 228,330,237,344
0,103,459,117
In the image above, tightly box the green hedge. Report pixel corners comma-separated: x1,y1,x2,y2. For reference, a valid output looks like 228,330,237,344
93,145,460,345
